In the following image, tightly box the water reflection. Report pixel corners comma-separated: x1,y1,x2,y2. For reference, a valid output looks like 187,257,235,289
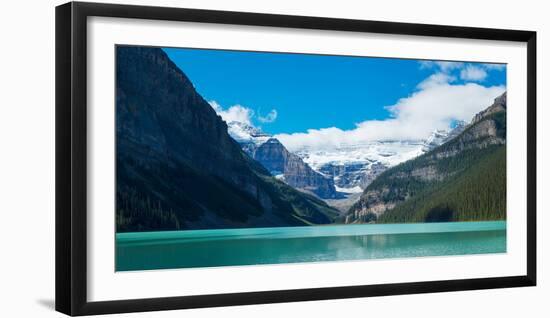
117,227,506,271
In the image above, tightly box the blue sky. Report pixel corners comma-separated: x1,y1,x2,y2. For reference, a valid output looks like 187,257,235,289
163,47,506,149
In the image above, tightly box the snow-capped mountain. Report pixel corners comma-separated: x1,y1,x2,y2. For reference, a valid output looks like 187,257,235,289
227,121,271,156
295,140,426,191
227,122,339,199
421,130,449,152
293,124,466,192
421,120,467,152
227,120,460,199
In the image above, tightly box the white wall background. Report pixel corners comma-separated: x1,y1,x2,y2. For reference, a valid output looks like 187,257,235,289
0,0,546,317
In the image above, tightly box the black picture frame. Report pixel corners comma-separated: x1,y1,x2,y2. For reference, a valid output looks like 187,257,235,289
55,1,537,316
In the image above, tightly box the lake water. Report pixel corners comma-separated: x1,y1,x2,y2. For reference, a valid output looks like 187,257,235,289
116,221,506,271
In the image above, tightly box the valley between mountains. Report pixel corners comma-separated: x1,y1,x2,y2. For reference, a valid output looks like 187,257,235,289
116,46,506,232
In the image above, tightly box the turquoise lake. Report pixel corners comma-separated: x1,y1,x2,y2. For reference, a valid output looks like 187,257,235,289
116,221,506,271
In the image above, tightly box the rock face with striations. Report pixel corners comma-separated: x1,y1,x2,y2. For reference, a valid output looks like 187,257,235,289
116,46,338,231
253,138,340,199
226,121,340,199
472,92,506,124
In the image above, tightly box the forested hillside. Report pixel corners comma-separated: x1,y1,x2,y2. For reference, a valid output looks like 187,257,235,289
345,93,507,223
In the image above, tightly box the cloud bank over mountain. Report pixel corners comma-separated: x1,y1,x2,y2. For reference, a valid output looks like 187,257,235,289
209,100,278,126
208,61,505,153
274,62,505,152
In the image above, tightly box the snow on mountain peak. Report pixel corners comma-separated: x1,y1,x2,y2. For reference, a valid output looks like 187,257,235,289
293,124,464,191
422,121,467,152
226,119,462,193
227,121,271,145
422,129,449,152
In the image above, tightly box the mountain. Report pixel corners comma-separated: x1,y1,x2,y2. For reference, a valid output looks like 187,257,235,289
253,138,340,199
115,46,339,231
226,116,461,203
421,129,449,152
294,140,426,192
226,121,271,156
227,122,340,199
345,92,506,223
293,122,467,194
421,121,467,152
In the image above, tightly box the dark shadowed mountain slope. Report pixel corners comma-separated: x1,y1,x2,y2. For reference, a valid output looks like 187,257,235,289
345,92,507,224
116,46,338,231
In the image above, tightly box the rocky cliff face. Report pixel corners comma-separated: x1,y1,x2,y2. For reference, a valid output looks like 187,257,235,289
226,122,340,199
345,92,507,223
252,138,288,175
432,103,505,160
252,138,340,199
116,46,338,231
472,92,506,123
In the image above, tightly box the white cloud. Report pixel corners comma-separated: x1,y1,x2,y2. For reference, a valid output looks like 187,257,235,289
208,101,254,125
418,61,434,69
419,61,464,72
416,72,456,89
209,61,505,153
460,65,488,81
209,100,222,112
483,63,506,71
275,80,505,152
419,60,505,79
209,101,277,126
258,109,278,123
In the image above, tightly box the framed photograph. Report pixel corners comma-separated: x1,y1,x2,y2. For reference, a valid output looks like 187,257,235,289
55,1,536,316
